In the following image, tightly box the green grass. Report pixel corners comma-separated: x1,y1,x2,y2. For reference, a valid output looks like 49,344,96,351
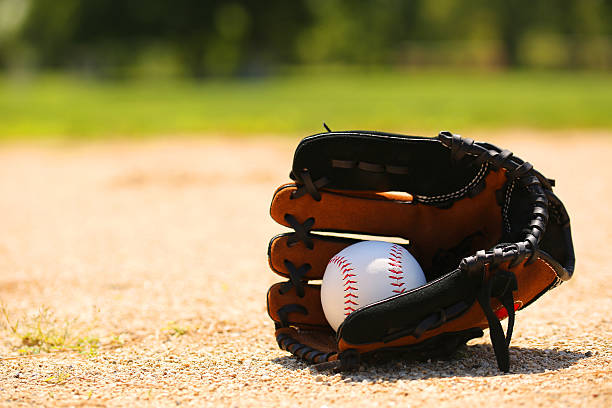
162,321,191,337
0,69,611,140
0,304,100,355
43,367,72,385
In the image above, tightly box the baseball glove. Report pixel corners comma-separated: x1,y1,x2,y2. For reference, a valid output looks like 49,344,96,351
267,129,575,372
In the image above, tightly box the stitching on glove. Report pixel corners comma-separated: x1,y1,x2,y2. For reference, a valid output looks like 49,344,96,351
540,258,563,289
415,162,489,204
503,179,516,235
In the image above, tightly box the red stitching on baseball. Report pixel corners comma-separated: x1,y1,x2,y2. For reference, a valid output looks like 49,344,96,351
388,244,405,295
332,254,359,317
330,255,347,267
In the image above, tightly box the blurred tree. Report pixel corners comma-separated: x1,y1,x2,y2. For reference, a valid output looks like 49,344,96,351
296,0,421,65
18,0,311,76
491,0,530,67
8,0,612,76
0,0,31,69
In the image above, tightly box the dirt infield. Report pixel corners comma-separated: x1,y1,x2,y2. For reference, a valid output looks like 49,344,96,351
0,132,610,407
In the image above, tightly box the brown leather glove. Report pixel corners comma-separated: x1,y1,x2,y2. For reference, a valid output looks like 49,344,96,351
267,130,575,372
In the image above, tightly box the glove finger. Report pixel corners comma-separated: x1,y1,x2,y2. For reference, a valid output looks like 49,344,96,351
267,283,329,328
270,175,504,237
268,233,359,280
270,169,506,272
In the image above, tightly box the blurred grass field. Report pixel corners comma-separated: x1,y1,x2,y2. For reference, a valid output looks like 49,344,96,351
1,69,611,140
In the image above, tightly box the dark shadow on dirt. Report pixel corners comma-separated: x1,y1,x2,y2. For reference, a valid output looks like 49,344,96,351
271,344,591,381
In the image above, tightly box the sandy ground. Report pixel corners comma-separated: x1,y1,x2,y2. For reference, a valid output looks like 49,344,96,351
0,132,610,407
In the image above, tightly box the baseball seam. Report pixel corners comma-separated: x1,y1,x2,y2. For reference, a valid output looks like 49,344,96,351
388,244,406,294
329,255,358,316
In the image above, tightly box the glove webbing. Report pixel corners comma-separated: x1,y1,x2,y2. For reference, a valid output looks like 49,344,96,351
439,131,550,268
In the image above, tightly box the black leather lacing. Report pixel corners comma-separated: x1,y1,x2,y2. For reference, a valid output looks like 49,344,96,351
381,301,469,343
275,261,310,333
273,167,334,364
438,131,551,270
278,216,313,326
277,170,321,326
275,259,311,329
276,304,308,328
290,170,329,201
461,242,534,274
284,214,315,249
312,349,361,372
476,269,517,372
277,332,336,363
279,260,310,298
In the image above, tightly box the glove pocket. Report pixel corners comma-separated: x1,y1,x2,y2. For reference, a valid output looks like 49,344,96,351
336,255,563,355
336,269,486,353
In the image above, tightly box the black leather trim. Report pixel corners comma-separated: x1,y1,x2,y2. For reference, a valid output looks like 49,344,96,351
338,267,480,344
293,131,484,196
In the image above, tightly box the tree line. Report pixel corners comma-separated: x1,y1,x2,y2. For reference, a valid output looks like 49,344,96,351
1,0,611,76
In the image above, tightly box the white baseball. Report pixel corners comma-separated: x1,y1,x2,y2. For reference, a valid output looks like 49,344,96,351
320,240,426,332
